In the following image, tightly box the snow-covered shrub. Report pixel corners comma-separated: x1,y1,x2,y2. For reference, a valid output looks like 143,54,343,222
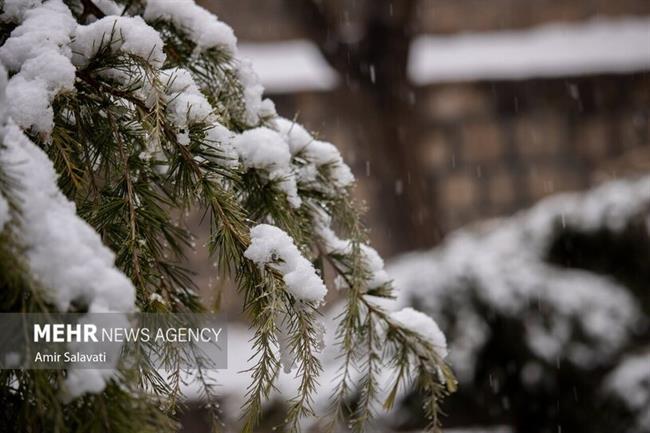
0,1,453,432
388,176,650,433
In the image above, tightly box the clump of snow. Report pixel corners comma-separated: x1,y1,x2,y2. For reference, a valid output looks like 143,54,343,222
0,0,74,71
5,76,55,133
0,122,136,314
161,67,214,126
605,352,650,431
258,98,277,118
359,244,390,289
0,66,6,123
152,68,238,166
72,16,166,69
389,177,649,379
303,140,354,188
144,0,237,55
273,117,355,191
62,314,130,400
234,127,290,170
244,224,326,304
391,307,448,358
234,127,301,208
143,0,268,126
0,68,7,232
236,58,266,126
63,368,116,400
0,96,135,397
313,210,390,290
274,117,313,155
0,194,9,233
0,0,76,133
19,51,75,93
0,0,42,23
204,123,238,167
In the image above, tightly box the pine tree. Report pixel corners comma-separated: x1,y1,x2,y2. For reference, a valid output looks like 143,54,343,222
389,176,650,433
0,1,456,432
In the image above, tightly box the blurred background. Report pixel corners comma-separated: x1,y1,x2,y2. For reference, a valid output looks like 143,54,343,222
182,1,650,432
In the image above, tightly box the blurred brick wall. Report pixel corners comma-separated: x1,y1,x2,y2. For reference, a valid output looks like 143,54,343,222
417,74,650,231
204,0,650,40
416,0,650,33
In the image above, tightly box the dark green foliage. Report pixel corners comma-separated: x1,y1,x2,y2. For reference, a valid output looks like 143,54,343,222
0,2,455,432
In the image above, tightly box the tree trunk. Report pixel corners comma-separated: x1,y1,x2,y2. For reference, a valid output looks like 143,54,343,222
290,0,441,255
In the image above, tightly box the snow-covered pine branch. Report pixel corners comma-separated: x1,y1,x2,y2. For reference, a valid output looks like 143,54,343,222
0,1,454,432
388,176,650,432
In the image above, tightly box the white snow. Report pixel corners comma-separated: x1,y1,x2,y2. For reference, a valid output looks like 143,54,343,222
62,368,117,400
303,140,355,189
0,72,136,396
0,194,9,233
388,177,649,379
244,224,327,304
359,244,391,289
0,60,135,317
0,0,42,23
161,67,213,126
235,58,266,126
0,66,5,123
235,127,291,170
72,16,166,69
156,68,239,165
204,123,238,167
273,117,354,191
143,0,268,125
144,0,237,55
233,127,301,208
313,210,389,290
274,117,313,155
0,122,136,314
606,352,650,431
1,59,135,395
391,307,448,358
409,17,650,84
0,72,9,229
0,0,76,133
238,40,339,93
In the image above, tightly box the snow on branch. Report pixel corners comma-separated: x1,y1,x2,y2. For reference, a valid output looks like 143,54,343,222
0,1,452,431
390,176,650,377
606,351,650,432
0,64,136,397
0,0,76,134
245,224,327,304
